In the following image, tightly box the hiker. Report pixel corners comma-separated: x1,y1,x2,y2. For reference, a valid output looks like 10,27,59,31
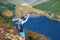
12,14,29,40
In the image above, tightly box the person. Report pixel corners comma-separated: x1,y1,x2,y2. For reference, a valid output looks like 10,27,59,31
12,14,29,40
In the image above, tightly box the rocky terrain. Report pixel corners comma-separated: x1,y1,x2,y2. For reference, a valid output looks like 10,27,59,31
0,24,50,40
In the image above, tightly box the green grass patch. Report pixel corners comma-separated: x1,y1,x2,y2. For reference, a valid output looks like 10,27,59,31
33,0,60,15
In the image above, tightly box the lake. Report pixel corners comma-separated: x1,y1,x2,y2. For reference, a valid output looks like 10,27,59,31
24,16,60,40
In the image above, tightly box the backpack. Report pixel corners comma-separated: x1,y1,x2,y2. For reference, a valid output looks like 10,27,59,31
16,21,23,32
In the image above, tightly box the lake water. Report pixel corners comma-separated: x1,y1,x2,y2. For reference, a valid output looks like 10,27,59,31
24,16,60,40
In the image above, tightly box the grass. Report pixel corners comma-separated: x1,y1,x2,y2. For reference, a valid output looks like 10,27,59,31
0,2,16,11
33,0,60,15
0,2,15,26
0,16,13,26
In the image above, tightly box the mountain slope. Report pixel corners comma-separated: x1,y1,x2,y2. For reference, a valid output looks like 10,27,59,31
0,24,50,40
33,0,60,15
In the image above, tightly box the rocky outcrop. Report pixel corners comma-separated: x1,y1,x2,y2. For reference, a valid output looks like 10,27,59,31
0,24,50,40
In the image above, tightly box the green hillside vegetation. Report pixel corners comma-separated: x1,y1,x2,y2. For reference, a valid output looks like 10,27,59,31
33,0,60,15
0,2,16,25
0,1,16,15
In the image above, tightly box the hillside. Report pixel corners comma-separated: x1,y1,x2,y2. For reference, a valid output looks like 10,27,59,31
1,0,60,22
33,0,60,15
0,1,16,17
20,0,47,6
0,1,50,40
0,24,50,40
2,0,47,6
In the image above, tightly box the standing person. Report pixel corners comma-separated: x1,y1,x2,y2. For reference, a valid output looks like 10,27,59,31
12,14,29,40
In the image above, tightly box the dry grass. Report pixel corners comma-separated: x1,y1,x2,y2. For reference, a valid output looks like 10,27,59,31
3,10,13,17
0,24,50,40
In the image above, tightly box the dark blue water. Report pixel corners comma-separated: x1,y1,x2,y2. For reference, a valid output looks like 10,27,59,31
24,16,60,40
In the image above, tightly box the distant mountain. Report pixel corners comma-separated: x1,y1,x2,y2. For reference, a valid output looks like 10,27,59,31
1,0,47,6
0,0,21,5
20,0,47,6
33,0,60,15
